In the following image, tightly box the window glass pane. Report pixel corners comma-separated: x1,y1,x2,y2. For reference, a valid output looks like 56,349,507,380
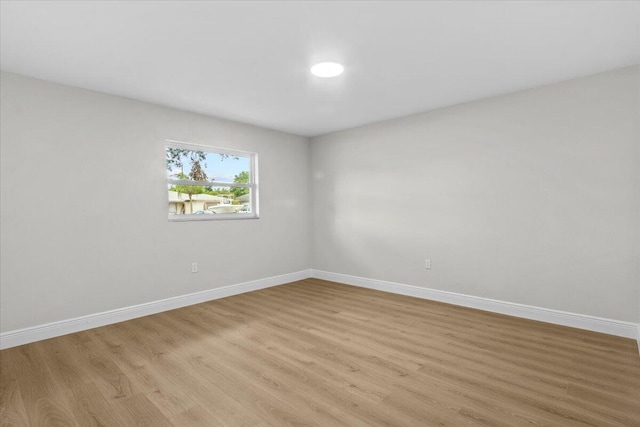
166,148,250,183
168,185,252,216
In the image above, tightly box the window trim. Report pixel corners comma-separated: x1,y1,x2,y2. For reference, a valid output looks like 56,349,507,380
166,140,259,221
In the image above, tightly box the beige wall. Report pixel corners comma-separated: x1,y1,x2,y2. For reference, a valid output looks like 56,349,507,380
0,71,311,332
311,66,640,323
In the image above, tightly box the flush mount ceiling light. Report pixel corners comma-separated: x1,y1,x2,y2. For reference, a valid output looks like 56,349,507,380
310,62,344,78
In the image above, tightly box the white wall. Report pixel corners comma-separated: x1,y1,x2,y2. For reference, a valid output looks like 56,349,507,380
0,71,311,333
311,66,640,323
2,66,639,336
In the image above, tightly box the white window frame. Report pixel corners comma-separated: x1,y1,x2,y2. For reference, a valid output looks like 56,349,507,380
166,140,259,221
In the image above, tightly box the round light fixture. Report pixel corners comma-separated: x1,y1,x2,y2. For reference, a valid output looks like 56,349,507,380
311,62,344,78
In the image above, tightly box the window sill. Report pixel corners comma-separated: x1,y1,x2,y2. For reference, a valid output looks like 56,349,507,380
168,213,259,222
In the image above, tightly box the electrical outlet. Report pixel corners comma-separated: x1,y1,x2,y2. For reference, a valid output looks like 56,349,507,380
191,262,198,273
425,259,431,269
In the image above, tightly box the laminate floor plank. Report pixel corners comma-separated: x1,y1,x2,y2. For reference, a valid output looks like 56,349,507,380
2,279,639,426
170,404,230,427
0,368,30,427
2,345,79,427
295,285,635,364
35,337,135,427
88,321,268,427
257,282,640,392
154,311,394,426
212,290,590,426
116,393,174,427
162,304,430,427
53,332,138,402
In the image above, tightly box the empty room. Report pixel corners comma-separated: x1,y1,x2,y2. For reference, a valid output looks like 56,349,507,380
1,1,639,426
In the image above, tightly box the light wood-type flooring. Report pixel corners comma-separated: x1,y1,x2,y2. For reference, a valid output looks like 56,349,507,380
1,278,640,426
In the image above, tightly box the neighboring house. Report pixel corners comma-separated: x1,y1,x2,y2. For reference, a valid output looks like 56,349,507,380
168,191,233,214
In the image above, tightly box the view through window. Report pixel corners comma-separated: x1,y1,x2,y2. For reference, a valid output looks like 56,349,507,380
166,141,258,220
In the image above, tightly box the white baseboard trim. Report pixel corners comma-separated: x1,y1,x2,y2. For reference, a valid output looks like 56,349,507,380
311,270,639,340
0,269,312,350
3,269,636,350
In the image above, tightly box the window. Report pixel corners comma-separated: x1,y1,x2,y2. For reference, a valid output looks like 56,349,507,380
166,140,258,221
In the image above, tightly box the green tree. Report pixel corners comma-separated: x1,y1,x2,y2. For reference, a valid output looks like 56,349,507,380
231,171,250,197
166,148,242,212
167,149,212,214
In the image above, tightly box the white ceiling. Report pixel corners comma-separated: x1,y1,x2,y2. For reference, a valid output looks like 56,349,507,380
1,1,639,137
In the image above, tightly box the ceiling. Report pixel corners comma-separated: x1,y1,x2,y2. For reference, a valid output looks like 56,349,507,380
1,1,638,137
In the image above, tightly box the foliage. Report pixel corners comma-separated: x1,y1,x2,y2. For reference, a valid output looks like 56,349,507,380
189,160,208,181
231,171,250,197
169,186,233,196
167,148,248,208
166,148,239,182
166,148,208,181
171,184,204,196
